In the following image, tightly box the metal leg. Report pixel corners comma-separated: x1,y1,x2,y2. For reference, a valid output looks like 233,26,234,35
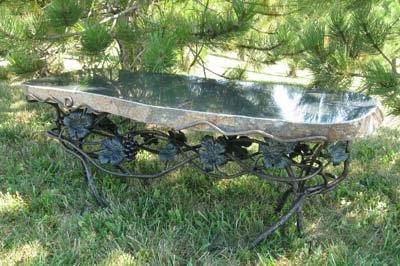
296,206,305,235
250,194,306,249
34,105,351,248
274,188,293,214
61,140,108,207
80,158,108,207
293,181,305,236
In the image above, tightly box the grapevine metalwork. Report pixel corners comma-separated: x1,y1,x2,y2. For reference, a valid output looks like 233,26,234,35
28,97,351,248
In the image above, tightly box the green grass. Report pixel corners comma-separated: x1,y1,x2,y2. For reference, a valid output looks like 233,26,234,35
0,82,399,265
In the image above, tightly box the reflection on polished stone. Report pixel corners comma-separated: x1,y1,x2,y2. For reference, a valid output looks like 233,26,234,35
25,69,377,124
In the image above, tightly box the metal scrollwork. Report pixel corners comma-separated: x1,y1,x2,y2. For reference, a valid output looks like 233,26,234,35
30,98,351,248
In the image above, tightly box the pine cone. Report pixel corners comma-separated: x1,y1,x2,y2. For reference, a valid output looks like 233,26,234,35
123,139,139,161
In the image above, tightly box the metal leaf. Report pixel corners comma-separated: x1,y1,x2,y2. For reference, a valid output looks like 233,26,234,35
260,140,296,169
96,117,118,134
327,142,348,165
159,143,177,163
98,138,125,165
199,136,226,172
222,136,251,159
63,111,94,140
168,130,187,143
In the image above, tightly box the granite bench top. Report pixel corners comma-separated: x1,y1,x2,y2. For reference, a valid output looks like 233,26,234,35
23,69,383,141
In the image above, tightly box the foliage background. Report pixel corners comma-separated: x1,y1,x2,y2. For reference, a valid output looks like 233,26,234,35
0,0,399,112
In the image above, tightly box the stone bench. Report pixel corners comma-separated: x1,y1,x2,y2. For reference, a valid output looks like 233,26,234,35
23,69,383,247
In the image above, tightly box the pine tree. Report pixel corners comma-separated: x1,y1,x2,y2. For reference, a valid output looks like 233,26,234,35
0,0,398,114
0,0,260,73
289,0,400,114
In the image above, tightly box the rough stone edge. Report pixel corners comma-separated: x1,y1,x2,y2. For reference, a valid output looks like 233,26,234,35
22,84,384,142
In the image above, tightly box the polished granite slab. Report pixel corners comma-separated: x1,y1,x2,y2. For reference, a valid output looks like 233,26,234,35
23,69,383,141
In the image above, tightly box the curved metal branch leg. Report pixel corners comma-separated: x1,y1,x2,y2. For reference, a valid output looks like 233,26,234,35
274,188,293,214
250,194,306,248
60,140,108,207
80,157,108,207
293,181,305,236
296,206,305,235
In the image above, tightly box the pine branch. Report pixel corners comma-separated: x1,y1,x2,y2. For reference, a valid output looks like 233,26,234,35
255,10,300,17
340,72,364,78
224,0,298,9
359,21,393,71
100,3,138,24
0,25,21,40
329,23,348,48
43,3,139,41
195,0,256,41
188,44,204,71
388,17,400,30
281,49,305,56
192,48,230,79
195,0,219,14
250,27,277,34
45,31,81,40
199,62,230,79
236,42,282,51
194,23,241,39
221,0,299,16
188,46,207,78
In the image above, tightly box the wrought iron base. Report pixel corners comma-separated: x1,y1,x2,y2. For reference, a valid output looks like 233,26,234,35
32,101,351,248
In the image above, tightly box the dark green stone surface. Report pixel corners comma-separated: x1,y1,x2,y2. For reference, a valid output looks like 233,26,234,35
25,70,377,124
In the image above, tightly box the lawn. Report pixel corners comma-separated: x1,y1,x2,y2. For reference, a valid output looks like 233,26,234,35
0,82,399,265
